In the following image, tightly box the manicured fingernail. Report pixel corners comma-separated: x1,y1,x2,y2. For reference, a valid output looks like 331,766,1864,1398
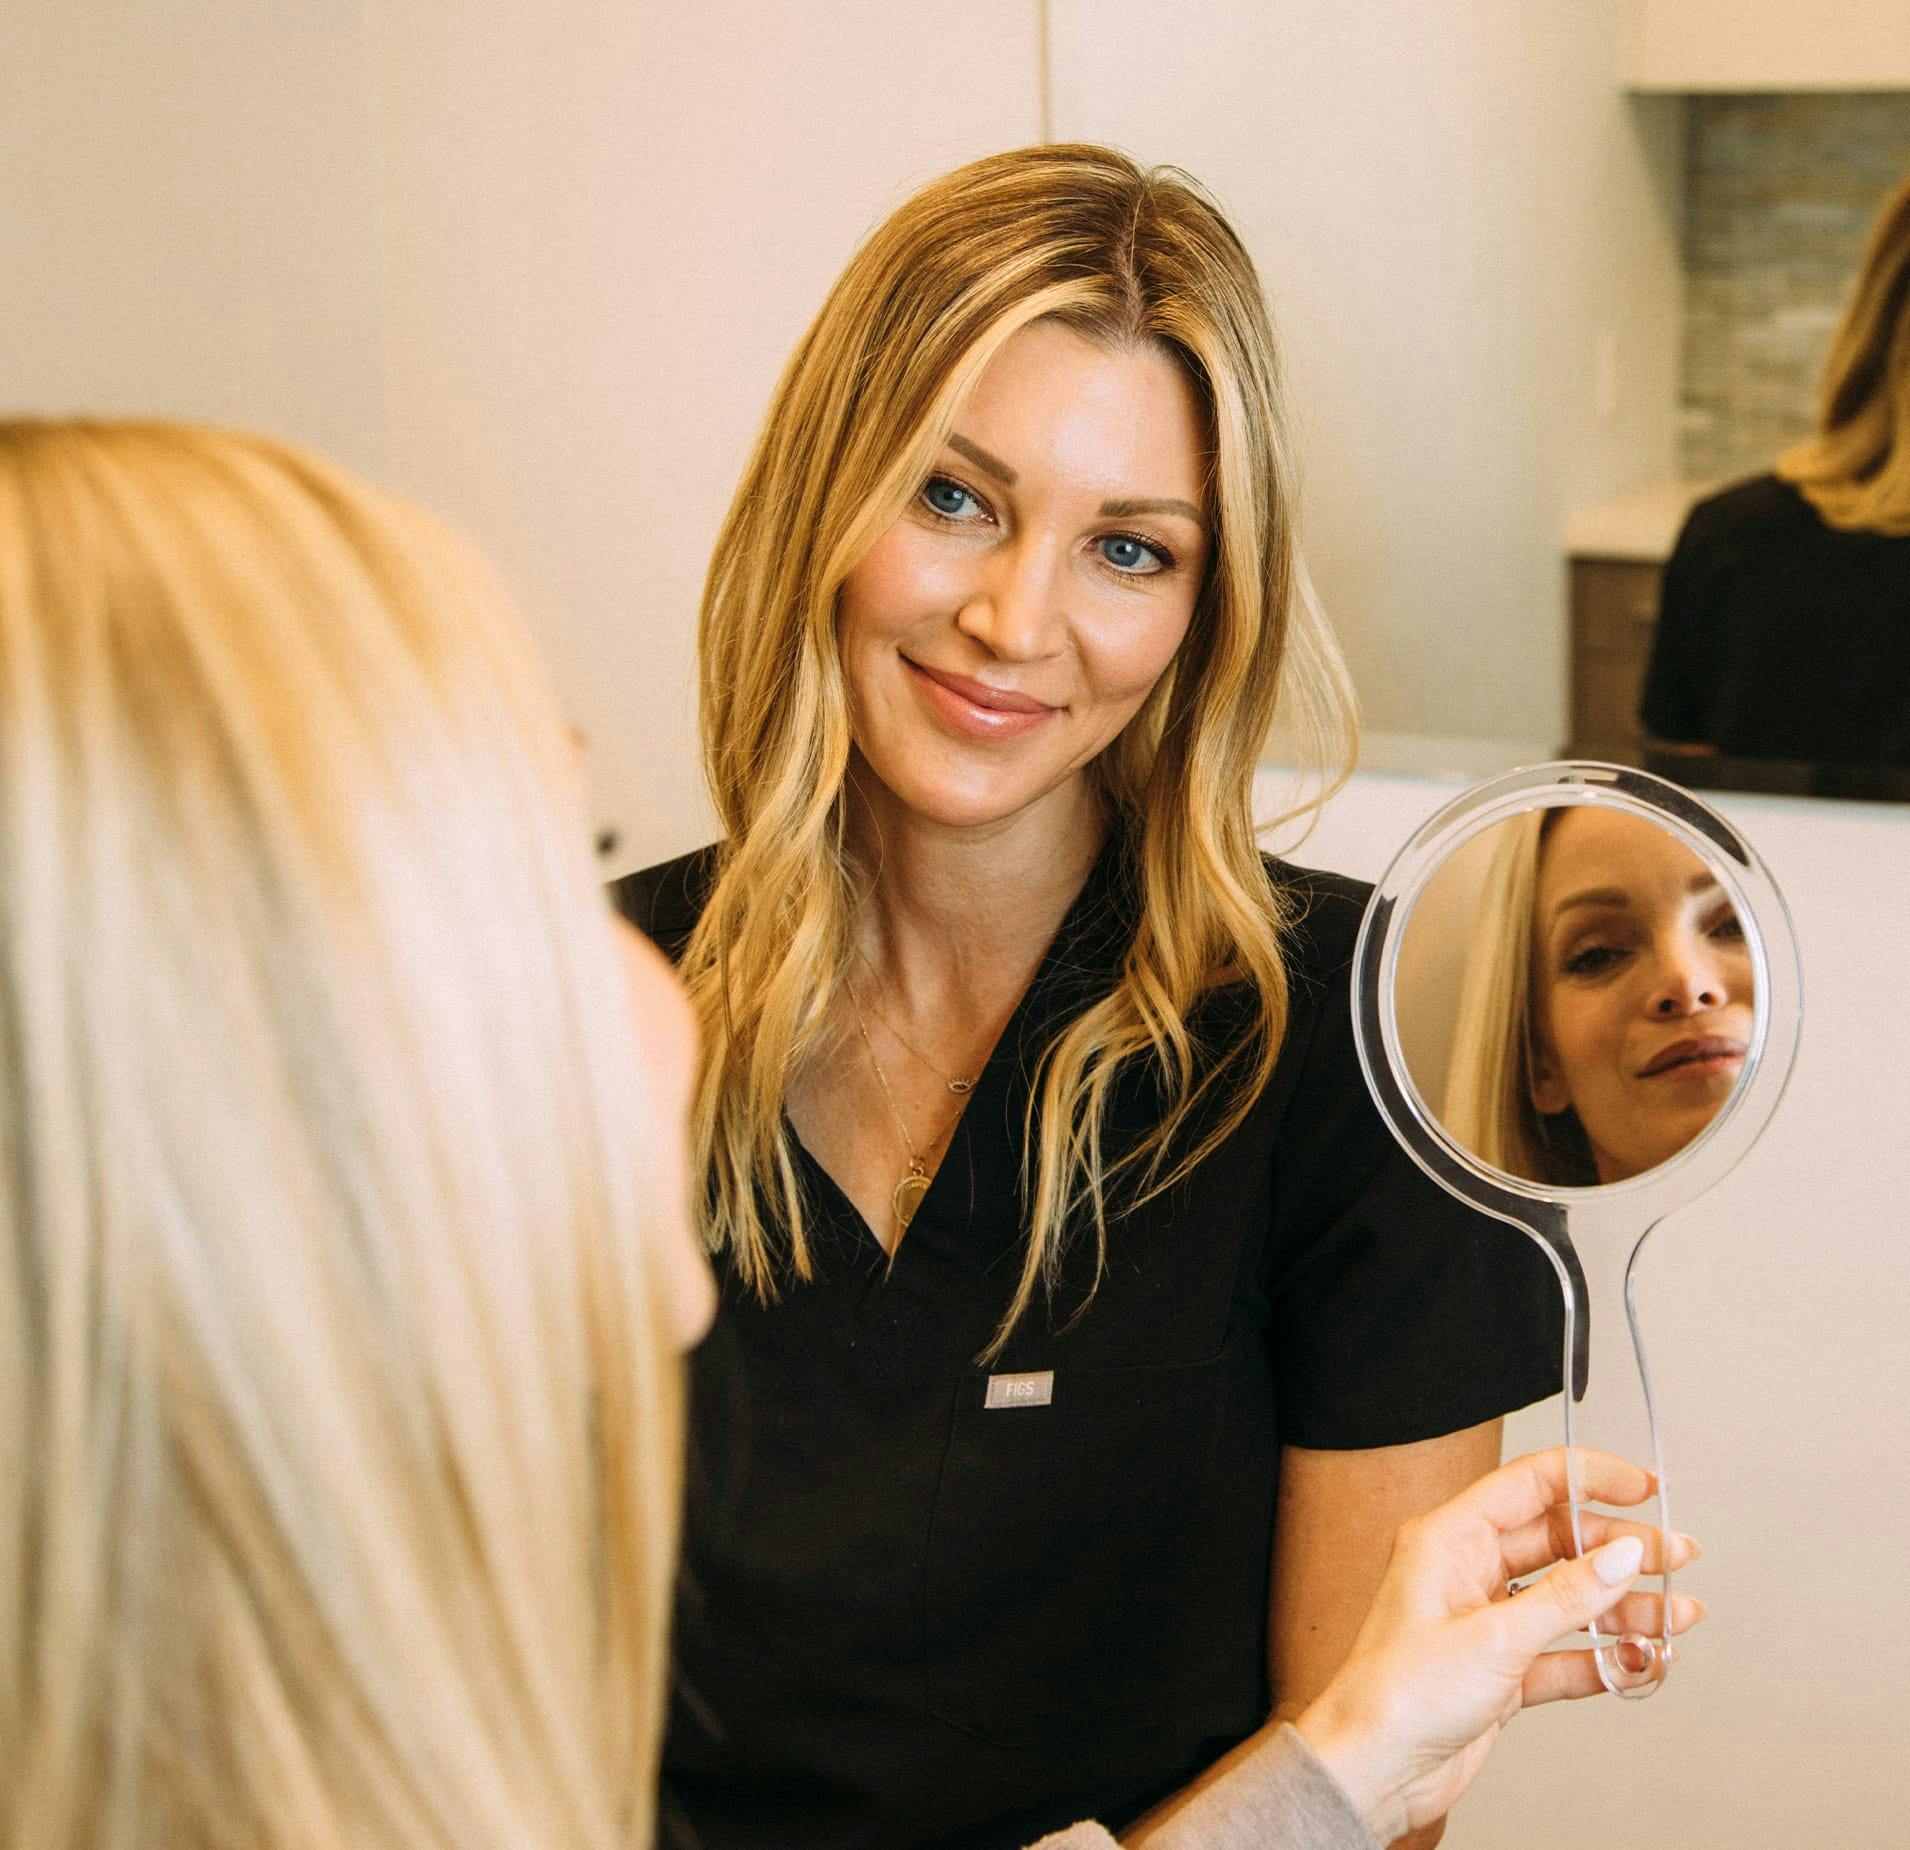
1678,1532,1702,1560
1593,1536,1645,1585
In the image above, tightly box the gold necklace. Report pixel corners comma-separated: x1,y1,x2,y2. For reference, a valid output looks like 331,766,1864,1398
848,958,975,1095
847,990,966,1237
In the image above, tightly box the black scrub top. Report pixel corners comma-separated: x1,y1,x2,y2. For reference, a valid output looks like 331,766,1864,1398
613,837,1562,1850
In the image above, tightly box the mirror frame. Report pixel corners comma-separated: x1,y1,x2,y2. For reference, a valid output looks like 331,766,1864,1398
1352,760,1800,1239
1350,761,1802,1696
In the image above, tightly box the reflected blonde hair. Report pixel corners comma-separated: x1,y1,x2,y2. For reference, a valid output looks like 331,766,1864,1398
1778,175,1910,534
686,143,1355,1354
1440,811,1593,1188
0,421,680,1849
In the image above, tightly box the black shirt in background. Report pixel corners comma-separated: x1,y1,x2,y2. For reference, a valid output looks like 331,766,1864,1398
615,839,1563,1850
1641,472,1910,767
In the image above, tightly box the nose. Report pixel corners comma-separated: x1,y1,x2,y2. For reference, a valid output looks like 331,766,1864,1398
953,537,1066,662
1647,932,1729,1018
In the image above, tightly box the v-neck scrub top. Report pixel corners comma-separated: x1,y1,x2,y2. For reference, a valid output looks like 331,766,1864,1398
614,840,1562,1850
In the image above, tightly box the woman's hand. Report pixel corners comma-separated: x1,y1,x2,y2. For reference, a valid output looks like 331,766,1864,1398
1293,1447,1703,1845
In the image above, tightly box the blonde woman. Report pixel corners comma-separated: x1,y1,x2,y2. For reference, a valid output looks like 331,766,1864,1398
1440,810,1750,1188
616,145,1572,1849
0,418,712,1850
1642,173,1910,769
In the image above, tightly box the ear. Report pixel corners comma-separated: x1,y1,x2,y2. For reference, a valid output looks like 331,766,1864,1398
1528,1044,1570,1117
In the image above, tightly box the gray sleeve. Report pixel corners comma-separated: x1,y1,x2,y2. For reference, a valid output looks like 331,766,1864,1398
1024,1725,1381,1850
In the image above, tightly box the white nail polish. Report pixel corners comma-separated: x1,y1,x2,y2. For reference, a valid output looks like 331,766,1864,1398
1593,1536,1645,1585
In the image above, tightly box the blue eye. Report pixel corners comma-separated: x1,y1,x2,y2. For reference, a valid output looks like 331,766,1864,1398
1097,533,1169,575
921,476,984,520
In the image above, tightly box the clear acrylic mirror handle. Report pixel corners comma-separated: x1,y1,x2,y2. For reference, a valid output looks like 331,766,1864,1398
1563,1225,1673,1699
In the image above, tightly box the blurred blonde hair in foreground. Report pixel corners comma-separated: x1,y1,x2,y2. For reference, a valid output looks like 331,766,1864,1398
1779,173,1910,535
0,421,680,1849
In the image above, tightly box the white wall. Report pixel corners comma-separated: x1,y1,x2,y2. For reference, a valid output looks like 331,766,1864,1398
1272,769,1909,1849
1,5,390,473
1054,0,1686,757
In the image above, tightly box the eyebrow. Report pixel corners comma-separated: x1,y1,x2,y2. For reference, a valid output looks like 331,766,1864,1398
1551,872,1725,919
947,434,1016,486
1099,495,1207,527
942,435,1208,528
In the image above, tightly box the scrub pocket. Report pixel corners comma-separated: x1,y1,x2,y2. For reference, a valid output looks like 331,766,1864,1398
921,1339,1273,1750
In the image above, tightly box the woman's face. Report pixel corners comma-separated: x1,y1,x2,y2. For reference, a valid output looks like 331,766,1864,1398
614,920,717,1349
835,318,1212,834
1530,809,1755,1184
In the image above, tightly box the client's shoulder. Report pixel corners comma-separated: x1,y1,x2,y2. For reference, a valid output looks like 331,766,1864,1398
608,844,722,962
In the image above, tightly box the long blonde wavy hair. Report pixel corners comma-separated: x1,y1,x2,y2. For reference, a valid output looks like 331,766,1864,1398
0,421,681,1849
1778,174,1910,535
684,144,1356,1354
1440,811,1594,1188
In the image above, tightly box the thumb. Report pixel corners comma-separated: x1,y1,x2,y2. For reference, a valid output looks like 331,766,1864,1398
1500,1535,1645,1659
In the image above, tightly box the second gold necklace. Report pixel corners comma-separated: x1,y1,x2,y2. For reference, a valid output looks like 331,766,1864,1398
847,986,966,1237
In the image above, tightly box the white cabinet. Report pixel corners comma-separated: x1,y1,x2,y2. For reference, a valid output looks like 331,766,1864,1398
1623,0,1910,89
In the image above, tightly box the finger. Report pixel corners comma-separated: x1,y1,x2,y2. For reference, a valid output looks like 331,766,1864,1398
1536,1500,1699,1573
1446,1448,1656,1538
1492,1534,1656,1662
1521,1649,1614,1706
1501,1511,1700,1581
1574,1589,1707,1637
1521,1616,1701,1707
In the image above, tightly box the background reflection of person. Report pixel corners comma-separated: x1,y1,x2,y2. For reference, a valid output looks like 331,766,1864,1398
1442,810,1752,1186
1641,175,1910,787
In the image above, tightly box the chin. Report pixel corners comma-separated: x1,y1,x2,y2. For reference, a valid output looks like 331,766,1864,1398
859,740,1073,833
880,774,1051,832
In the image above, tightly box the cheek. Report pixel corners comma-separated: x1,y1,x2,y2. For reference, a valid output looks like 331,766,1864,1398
1074,596,1197,712
839,526,964,649
1549,994,1616,1096
1595,1001,1648,1102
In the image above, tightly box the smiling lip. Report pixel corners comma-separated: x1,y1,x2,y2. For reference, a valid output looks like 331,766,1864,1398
1639,1036,1748,1079
904,659,1060,740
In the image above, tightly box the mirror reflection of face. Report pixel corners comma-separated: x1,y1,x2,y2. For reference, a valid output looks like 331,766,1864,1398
1530,810,1754,1185
834,318,1212,834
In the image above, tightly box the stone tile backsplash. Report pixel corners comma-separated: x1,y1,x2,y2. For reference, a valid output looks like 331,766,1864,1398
1681,93,1910,485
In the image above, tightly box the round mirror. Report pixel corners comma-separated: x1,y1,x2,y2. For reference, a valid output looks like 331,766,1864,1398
1352,763,1802,1696
1398,803,1756,1190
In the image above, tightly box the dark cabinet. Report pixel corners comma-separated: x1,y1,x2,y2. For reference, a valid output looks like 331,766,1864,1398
1566,557,1661,764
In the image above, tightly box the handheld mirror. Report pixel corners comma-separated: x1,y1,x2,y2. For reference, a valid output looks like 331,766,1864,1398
1351,763,1800,1697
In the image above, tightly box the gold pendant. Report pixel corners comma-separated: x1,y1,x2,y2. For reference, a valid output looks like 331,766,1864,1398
893,1167,931,1232
948,1078,973,1095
